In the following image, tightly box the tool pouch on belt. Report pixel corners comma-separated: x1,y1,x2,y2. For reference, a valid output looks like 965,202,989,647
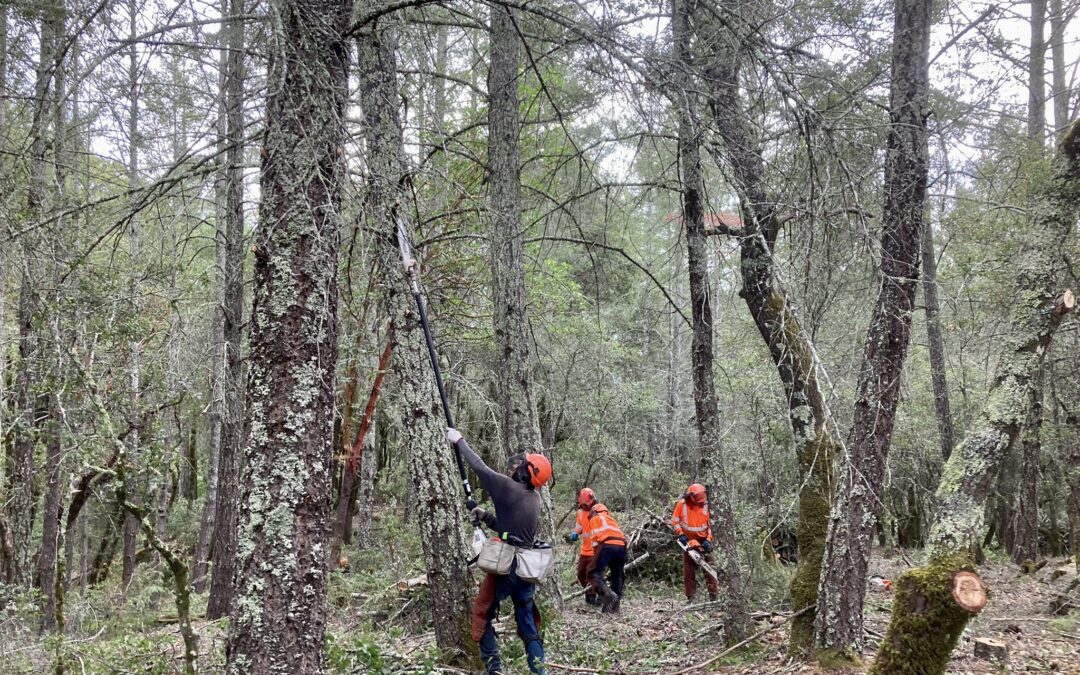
514,541,556,583
476,537,516,575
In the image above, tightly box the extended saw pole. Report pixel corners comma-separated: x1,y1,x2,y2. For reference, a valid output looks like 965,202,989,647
394,214,477,511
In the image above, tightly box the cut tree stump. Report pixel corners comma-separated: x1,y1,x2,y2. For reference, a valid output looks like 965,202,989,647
973,638,1008,662
952,570,988,613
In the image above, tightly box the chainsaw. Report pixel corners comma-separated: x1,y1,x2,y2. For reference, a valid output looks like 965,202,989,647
677,540,719,583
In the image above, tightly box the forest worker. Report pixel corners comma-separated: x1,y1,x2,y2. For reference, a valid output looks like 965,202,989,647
584,501,628,614
447,427,553,675
671,483,719,603
567,487,598,606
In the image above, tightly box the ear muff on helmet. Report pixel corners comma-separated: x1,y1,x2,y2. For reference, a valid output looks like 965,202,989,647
523,453,552,489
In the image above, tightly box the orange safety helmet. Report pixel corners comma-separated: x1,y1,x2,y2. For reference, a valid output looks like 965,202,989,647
686,483,707,505
524,453,552,489
578,487,597,509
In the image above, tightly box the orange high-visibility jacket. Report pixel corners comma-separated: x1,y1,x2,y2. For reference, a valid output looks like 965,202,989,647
573,508,596,556
586,504,626,546
671,498,713,543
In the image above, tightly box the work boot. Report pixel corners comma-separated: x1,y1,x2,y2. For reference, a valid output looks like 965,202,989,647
599,587,617,613
584,592,599,606
709,593,719,603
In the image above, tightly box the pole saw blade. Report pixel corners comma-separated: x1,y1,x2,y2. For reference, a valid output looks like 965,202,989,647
394,213,416,273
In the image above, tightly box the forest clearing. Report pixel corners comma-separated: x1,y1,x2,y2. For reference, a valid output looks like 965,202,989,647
1,0,1080,672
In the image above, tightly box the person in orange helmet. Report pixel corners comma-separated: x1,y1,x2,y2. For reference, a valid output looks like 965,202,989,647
671,483,718,603
447,428,552,675
568,488,598,606
584,502,627,613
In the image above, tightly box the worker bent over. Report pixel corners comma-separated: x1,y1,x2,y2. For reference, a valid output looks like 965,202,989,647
568,488,598,606
585,502,627,613
671,483,718,603
449,428,552,675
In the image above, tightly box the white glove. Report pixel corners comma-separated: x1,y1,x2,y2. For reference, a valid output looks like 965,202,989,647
447,428,463,445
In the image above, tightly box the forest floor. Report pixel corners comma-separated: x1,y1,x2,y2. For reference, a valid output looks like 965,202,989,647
1,543,1078,673
361,546,1080,675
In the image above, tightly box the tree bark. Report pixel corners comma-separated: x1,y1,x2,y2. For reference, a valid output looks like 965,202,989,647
921,222,955,461
672,0,749,645
871,119,1080,675
1029,0,1047,145
207,0,246,620
698,1,838,654
815,0,931,657
121,0,142,589
1049,0,1070,141
1013,370,1042,565
488,1,544,457
357,20,479,667
224,0,349,669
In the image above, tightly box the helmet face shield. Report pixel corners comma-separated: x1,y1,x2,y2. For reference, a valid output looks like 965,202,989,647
687,483,707,504
578,487,596,508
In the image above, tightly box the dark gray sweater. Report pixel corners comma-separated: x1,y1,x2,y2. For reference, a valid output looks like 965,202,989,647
456,438,541,545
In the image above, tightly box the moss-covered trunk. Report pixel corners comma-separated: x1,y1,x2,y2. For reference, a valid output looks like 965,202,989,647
697,4,839,654
224,0,350,669
872,119,1080,674
357,21,480,668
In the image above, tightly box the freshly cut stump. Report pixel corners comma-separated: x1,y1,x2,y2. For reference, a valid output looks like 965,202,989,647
973,637,1008,662
951,571,987,612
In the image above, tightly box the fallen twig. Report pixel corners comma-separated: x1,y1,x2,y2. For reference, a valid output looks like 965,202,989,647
665,605,812,675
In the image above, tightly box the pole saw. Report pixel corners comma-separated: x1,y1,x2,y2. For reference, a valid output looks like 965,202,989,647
394,212,481,526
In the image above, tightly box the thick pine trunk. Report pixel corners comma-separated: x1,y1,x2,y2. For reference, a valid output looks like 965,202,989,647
815,0,931,656
223,0,349,669
357,22,479,667
207,0,246,619
488,2,544,457
672,0,749,644
698,3,838,653
872,119,1079,675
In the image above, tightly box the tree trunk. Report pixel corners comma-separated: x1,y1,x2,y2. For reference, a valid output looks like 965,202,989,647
921,222,955,461
815,0,931,657
1029,0,1047,145
353,433,378,550
672,0,749,645
223,0,348,669
698,2,838,654
207,0,246,620
1013,370,1042,565
488,1,544,457
871,119,1079,675
357,21,479,667
121,0,142,589
1049,0,1070,141
38,394,63,632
